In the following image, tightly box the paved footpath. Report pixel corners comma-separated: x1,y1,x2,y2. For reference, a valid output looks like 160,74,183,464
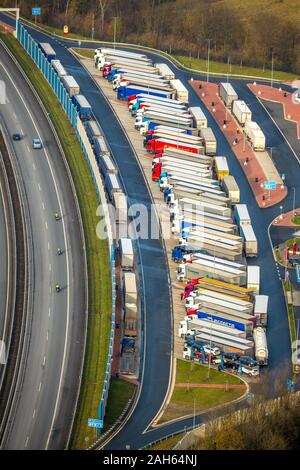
175,383,246,389
273,208,300,227
189,80,287,208
248,83,300,139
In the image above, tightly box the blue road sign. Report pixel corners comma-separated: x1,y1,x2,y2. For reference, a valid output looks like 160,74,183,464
264,181,276,190
32,7,41,15
296,264,300,283
88,418,103,429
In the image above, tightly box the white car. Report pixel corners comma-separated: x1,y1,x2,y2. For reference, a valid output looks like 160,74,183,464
32,138,42,149
203,344,221,356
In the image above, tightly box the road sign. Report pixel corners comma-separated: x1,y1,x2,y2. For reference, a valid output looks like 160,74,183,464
282,173,285,181
32,7,41,15
264,181,276,190
63,25,69,34
88,418,103,429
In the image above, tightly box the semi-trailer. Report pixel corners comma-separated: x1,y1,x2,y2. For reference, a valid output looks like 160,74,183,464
105,174,123,200
119,238,134,269
247,266,260,294
123,272,137,304
214,156,229,182
124,302,138,337
94,136,110,159
194,310,254,336
177,258,247,285
147,138,203,155
109,68,164,83
169,198,233,223
179,316,248,338
51,59,67,77
195,277,253,301
168,187,228,208
94,47,149,61
253,327,268,365
232,100,252,126
129,93,187,108
173,197,231,217
145,131,202,147
200,128,217,155
136,106,192,120
155,155,210,172
234,204,251,226
187,226,243,245
139,119,193,134
113,192,128,224
114,77,172,92
61,75,80,96
85,120,102,143
133,100,188,116
254,295,268,326
98,154,118,175
219,82,238,108
173,217,236,237
118,84,175,101
160,147,210,163
72,94,92,120
97,56,154,71
39,42,56,62
190,331,254,356
186,292,253,314
194,289,253,310
194,328,254,348
244,121,266,151
137,111,193,128
155,63,175,80
240,224,258,257
180,236,243,262
154,165,211,183
181,252,246,271
189,107,208,129
170,79,189,101
221,175,240,203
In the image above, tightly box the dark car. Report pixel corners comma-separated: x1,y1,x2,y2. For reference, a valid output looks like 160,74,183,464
12,133,22,141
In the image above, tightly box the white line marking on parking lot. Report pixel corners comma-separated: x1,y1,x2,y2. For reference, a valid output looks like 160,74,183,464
49,263,51,272
48,306,51,317
45,221,48,230
38,183,41,191
32,409,36,419
46,331,49,342
48,242,50,251
38,381,42,393
25,437,29,448
43,355,46,366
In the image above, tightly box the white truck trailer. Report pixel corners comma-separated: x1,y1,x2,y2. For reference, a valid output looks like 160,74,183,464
234,204,251,226
51,59,67,77
119,238,134,269
240,224,258,257
155,63,175,80
94,136,110,158
221,175,240,203
232,100,252,126
170,79,189,101
61,75,80,96
244,121,266,151
189,107,208,129
219,82,238,108
178,316,247,338
177,257,247,285
247,266,260,294
123,272,137,304
85,120,102,143
200,127,217,155
254,295,268,326
253,327,268,365
99,154,118,175
113,192,128,224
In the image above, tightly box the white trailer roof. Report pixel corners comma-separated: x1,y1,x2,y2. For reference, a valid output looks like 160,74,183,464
194,332,251,351
99,48,148,59
254,295,268,314
51,60,67,76
155,63,175,78
106,173,121,190
189,107,207,120
222,175,239,192
235,204,251,221
245,121,260,131
200,127,216,141
197,294,251,312
62,75,80,88
247,266,260,284
40,42,56,56
135,94,185,105
197,289,253,307
188,317,243,336
86,120,102,137
101,154,116,172
74,94,91,108
124,272,137,293
143,111,192,122
233,100,251,114
220,82,238,96
191,252,246,269
190,258,245,275
94,136,109,153
215,156,229,172
170,79,188,93
241,224,257,242
196,328,254,346
120,238,133,255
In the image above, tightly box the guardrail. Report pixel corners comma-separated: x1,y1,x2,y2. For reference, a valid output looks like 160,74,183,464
16,20,116,435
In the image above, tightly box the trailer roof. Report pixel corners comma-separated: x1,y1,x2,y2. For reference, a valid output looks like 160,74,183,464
94,136,109,153
233,100,252,114
194,332,251,351
86,120,102,136
235,204,251,221
120,238,133,255
247,265,260,283
101,154,116,172
220,82,238,97
200,127,216,140
254,295,268,313
124,272,137,293
191,252,246,269
39,42,56,56
189,106,207,120
222,175,239,192
135,94,185,104
106,173,122,189
189,318,243,336
62,75,80,88
74,94,91,108
214,156,229,172
170,79,188,93
241,224,257,242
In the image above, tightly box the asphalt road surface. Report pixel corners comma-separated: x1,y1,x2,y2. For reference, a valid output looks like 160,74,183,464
1,17,298,449
0,43,86,450
0,176,9,345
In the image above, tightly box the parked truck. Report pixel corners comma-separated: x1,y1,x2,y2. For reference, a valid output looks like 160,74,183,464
253,327,268,365
177,257,247,285
240,224,258,257
98,154,118,175
147,138,203,155
179,316,248,338
51,59,67,77
119,238,134,269
219,82,238,108
196,277,253,301
72,94,92,120
124,303,138,337
105,174,123,200
117,84,175,101
123,271,137,303
139,119,193,135
244,121,266,151
129,93,187,109
247,266,260,294
214,156,229,182
94,136,110,160
234,204,251,226
39,42,56,62
221,175,240,203
113,192,128,224
61,75,80,97
232,100,252,126
189,107,207,129
254,295,268,326
200,127,217,155
85,120,102,143
195,310,254,336
155,63,175,80
170,79,189,101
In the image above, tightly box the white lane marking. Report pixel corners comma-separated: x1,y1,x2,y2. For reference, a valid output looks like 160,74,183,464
48,307,51,317
45,221,48,230
48,242,50,251
26,145,30,152
33,163,36,171
46,331,49,342
0,60,71,450
38,183,41,191
42,202,45,210
12,111,17,120
43,355,46,366
24,437,29,448
49,263,51,272
32,409,36,419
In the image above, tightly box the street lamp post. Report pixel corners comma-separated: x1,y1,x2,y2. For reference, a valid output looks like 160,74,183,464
293,187,296,217
271,51,274,88
207,39,212,83
113,16,117,49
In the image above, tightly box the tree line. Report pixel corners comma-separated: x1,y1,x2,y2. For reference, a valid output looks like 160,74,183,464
4,0,300,73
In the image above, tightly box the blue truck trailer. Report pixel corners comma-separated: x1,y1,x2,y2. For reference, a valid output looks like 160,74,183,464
72,94,92,120
39,42,56,62
117,84,175,101
196,310,254,335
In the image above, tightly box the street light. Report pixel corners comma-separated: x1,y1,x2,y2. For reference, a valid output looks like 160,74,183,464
271,51,274,88
113,16,118,49
292,187,296,217
206,39,212,83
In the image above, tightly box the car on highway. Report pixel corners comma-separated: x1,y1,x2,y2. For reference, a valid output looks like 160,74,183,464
203,344,221,356
32,138,42,149
12,133,22,141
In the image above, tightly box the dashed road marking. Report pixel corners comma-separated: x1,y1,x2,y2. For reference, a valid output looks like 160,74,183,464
45,221,48,230
38,381,42,392
49,263,52,272
48,306,51,317
25,437,29,448
32,409,36,419
43,355,46,366
38,183,41,191
42,202,45,211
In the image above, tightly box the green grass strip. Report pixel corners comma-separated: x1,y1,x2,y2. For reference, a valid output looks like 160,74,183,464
0,32,112,449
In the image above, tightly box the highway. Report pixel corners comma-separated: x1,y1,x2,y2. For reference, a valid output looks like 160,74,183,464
0,42,86,449
1,16,299,450
0,175,9,346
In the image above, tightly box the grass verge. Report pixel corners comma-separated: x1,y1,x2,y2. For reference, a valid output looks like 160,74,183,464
292,215,300,225
159,360,246,424
0,33,112,448
174,55,298,82
102,379,135,432
282,280,298,374
149,432,186,450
